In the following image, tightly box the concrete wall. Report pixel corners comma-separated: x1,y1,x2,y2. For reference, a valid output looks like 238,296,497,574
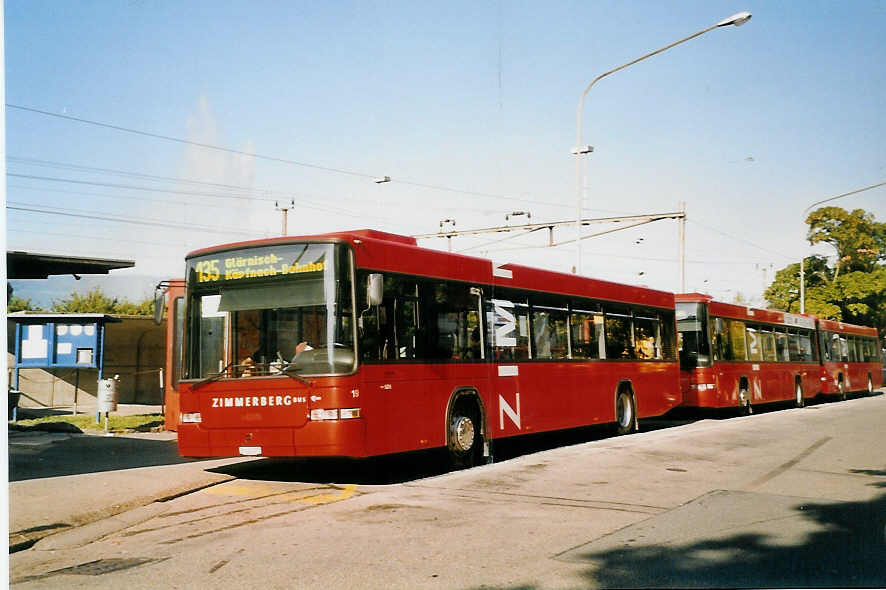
8,317,166,409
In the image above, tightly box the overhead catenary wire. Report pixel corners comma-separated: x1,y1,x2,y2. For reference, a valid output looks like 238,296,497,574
7,157,497,219
687,219,799,261
7,104,377,180
9,226,199,251
479,242,779,266
7,104,827,271
7,173,381,220
7,103,622,214
8,203,266,236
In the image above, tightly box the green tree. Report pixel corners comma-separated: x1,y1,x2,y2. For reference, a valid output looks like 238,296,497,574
765,207,886,335
807,206,886,278
114,297,155,316
51,287,154,316
7,295,42,313
764,256,831,314
52,287,120,314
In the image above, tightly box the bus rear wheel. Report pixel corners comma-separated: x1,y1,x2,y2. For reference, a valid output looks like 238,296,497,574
795,382,804,408
615,390,637,435
448,399,483,470
839,378,846,401
867,375,874,395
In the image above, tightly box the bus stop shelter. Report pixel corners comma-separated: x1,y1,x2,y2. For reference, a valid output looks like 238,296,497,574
7,251,135,418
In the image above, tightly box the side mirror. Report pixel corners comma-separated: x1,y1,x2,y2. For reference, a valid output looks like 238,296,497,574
367,274,384,306
153,289,165,325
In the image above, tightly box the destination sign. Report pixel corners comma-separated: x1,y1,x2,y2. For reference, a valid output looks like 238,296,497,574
188,244,330,285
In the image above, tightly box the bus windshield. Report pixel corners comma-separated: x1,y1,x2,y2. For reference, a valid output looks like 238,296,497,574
185,243,355,379
676,302,711,368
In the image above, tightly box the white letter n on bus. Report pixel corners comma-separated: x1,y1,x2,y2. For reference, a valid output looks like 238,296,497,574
499,393,521,430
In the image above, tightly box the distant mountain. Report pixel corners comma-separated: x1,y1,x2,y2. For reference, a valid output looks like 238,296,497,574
8,274,169,309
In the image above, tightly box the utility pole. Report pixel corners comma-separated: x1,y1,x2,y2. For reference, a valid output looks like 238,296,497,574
679,201,686,292
275,200,294,236
440,219,456,252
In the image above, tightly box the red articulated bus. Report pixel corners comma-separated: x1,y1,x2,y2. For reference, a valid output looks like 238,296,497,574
816,318,882,399
676,293,821,412
173,229,681,466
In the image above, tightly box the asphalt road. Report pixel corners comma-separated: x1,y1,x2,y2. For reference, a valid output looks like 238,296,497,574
10,392,886,589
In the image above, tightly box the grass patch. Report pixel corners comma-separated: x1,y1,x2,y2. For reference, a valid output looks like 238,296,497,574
10,414,165,434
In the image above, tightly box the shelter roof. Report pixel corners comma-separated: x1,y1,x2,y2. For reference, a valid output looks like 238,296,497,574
7,251,134,279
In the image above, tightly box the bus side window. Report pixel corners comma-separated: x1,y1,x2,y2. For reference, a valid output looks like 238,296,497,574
659,310,677,362
604,306,634,360
426,282,481,361
712,318,725,361
787,329,801,361
570,309,603,360
865,338,878,362
761,328,777,362
357,273,421,362
531,308,568,360
829,333,840,362
633,314,661,360
486,297,530,361
775,328,790,362
746,325,763,361
798,331,814,362
729,320,747,361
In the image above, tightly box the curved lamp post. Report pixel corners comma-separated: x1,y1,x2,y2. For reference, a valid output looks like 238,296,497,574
574,11,752,277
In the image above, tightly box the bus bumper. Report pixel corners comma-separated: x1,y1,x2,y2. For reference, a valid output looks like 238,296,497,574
177,419,367,458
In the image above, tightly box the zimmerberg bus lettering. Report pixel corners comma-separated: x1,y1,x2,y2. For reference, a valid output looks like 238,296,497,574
211,395,307,408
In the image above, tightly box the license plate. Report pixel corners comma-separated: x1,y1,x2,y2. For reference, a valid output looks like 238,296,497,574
238,446,262,456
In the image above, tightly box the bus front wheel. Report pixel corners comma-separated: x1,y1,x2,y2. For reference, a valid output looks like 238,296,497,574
448,399,483,469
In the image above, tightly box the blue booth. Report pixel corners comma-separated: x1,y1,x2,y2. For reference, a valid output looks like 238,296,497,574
8,313,121,419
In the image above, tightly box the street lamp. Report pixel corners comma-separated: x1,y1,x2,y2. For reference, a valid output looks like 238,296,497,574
574,11,752,276
798,180,886,313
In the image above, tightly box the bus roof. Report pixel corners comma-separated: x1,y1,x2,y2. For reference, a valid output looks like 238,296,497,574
676,292,816,329
816,318,879,338
187,230,675,310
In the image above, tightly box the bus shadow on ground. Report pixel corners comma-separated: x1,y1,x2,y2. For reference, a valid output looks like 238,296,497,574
475,489,886,589
207,419,700,485
208,392,883,486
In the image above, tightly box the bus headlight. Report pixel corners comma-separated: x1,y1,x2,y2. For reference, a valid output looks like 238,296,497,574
310,409,339,421
309,408,361,421
181,412,202,424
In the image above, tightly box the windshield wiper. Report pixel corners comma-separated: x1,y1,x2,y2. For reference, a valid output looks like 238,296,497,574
191,361,236,390
282,363,314,386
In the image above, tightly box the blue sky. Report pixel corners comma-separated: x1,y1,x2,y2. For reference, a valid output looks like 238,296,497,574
5,1,885,306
